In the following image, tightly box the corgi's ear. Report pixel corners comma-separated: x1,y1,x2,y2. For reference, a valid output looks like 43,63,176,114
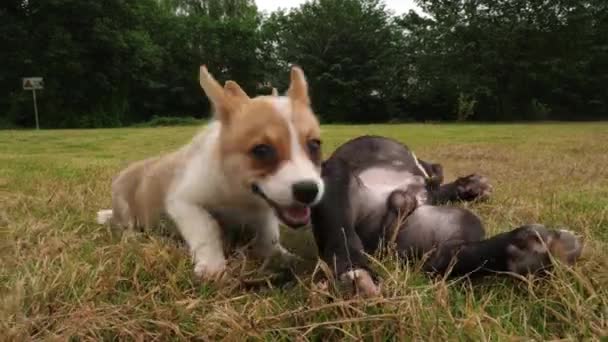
271,87,279,96
224,80,249,101
287,65,310,105
199,65,239,123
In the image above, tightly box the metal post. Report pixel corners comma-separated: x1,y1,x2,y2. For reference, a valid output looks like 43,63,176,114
32,88,39,130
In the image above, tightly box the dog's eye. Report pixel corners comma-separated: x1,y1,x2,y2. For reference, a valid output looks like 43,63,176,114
250,144,276,161
307,139,322,155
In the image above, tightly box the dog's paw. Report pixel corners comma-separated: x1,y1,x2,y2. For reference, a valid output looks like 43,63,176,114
339,269,381,299
257,246,302,271
505,224,584,276
279,249,303,265
455,173,493,202
271,248,303,269
426,163,444,190
193,257,227,281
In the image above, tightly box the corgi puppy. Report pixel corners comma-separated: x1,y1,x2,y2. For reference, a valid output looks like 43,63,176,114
97,65,325,280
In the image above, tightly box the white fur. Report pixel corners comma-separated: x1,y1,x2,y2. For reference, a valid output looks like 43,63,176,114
341,269,365,281
411,151,430,179
163,122,260,277
271,96,291,114
96,209,113,225
357,167,428,213
254,97,324,206
339,268,380,297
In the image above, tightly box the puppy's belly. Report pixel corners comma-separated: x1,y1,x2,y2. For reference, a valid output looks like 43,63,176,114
356,167,428,213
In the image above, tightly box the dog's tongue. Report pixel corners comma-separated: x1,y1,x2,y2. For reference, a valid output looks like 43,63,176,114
285,206,310,220
282,206,311,226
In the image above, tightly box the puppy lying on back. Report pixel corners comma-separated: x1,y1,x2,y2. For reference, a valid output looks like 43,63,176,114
98,65,325,280
311,136,583,297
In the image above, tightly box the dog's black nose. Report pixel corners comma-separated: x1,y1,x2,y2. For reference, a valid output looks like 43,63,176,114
292,181,319,204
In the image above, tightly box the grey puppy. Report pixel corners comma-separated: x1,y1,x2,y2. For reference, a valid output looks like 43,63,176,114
310,136,583,297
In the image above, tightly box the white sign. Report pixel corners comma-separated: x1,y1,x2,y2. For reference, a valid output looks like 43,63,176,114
22,77,43,129
22,77,44,90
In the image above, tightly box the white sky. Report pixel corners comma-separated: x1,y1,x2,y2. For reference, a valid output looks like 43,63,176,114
255,0,421,15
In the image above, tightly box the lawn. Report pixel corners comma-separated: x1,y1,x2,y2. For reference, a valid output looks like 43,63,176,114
1,123,607,340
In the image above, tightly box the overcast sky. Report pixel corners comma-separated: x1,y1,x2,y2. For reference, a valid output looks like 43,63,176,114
255,0,421,15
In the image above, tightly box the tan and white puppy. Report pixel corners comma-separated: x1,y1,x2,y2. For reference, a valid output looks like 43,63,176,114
97,65,324,279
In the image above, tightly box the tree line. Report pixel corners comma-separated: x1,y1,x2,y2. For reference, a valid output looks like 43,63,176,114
1,0,607,128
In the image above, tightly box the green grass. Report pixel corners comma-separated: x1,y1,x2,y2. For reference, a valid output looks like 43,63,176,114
1,123,607,340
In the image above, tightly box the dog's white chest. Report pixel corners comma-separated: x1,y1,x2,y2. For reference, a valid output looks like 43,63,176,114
356,167,428,212
358,168,422,191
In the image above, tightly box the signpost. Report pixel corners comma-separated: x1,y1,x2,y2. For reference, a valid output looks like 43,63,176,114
22,77,44,130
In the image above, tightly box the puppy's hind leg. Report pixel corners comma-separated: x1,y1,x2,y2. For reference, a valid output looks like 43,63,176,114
378,189,418,254
97,186,135,228
111,192,139,235
97,194,139,243
431,174,493,204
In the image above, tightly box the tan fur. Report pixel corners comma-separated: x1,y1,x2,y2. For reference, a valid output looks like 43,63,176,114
224,80,249,100
109,148,187,229
220,99,293,178
293,100,322,163
287,66,310,105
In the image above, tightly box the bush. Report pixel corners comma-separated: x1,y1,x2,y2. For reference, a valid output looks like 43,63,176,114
529,99,551,120
455,93,477,121
0,115,17,129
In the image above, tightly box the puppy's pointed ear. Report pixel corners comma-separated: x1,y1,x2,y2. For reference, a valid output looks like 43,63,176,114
271,87,279,96
224,80,249,101
287,65,310,104
199,65,238,123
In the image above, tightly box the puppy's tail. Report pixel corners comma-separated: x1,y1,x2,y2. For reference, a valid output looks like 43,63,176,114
96,209,114,225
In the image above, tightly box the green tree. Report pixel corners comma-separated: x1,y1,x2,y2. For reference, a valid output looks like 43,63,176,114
0,1,31,127
399,0,608,121
261,0,403,123
143,0,263,120
1,0,165,127
2,0,607,127
0,0,264,128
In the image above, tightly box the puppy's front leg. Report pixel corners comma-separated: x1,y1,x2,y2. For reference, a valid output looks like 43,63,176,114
166,197,226,279
251,211,298,267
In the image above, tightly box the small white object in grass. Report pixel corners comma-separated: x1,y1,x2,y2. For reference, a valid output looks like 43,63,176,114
96,209,113,224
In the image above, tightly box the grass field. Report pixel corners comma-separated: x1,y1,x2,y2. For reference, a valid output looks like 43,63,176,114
1,123,607,340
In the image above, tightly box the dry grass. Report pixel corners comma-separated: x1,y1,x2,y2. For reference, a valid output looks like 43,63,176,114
1,123,607,341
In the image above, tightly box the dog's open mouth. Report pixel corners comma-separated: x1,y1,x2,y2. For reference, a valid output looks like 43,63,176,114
275,205,311,228
251,184,311,228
